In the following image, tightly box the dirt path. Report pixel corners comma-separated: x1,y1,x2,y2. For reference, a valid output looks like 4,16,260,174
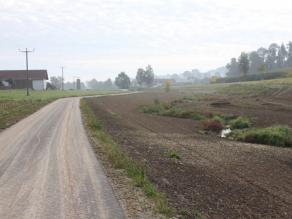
87,92,292,218
0,98,124,219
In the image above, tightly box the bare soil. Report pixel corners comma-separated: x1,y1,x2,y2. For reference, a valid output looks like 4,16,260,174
86,89,292,218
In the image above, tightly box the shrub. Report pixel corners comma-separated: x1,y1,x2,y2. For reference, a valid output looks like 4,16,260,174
212,115,225,124
142,104,163,114
234,125,292,147
193,113,206,121
229,117,251,129
202,119,224,133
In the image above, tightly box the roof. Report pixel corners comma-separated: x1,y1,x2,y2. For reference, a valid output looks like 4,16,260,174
0,70,48,80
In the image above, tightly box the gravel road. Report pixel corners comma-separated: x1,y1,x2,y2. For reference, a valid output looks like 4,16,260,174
0,97,125,219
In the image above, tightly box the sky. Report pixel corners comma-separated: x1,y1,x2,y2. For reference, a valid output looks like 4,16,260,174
1,0,292,82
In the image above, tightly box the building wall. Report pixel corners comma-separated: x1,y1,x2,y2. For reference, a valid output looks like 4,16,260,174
13,80,32,89
32,80,45,90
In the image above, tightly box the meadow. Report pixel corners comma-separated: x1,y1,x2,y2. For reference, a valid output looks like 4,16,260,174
0,89,119,129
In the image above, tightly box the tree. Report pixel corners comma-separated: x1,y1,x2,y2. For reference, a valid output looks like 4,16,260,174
286,42,292,67
238,52,249,76
249,51,263,74
136,65,154,87
104,78,113,88
226,58,239,77
87,79,99,89
266,43,279,70
50,76,62,90
115,72,131,89
136,68,145,85
276,43,288,68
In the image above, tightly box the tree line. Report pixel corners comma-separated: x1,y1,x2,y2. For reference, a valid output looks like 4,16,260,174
114,64,154,89
48,65,155,90
226,42,292,77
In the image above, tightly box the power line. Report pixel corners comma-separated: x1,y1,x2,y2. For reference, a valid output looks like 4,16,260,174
19,48,35,96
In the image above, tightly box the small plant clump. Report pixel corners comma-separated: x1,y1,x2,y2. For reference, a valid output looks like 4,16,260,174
167,150,181,160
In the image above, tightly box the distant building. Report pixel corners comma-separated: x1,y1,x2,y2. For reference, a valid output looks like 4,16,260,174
0,70,48,90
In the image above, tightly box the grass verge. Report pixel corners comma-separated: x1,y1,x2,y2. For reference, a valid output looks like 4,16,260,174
0,89,119,129
80,98,175,217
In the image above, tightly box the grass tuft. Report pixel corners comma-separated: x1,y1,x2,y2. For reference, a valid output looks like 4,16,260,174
167,150,181,160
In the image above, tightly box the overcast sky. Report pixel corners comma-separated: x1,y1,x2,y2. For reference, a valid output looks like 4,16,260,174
1,0,292,81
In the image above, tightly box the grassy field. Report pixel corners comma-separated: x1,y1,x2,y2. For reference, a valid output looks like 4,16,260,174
0,89,120,130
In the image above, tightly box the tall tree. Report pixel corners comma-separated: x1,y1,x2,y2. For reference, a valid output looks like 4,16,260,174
136,65,155,87
226,58,239,77
50,76,62,90
136,68,146,85
115,72,131,89
286,42,292,67
276,43,288,68
266,43,279,70
249,51,263,74
238,52,249,76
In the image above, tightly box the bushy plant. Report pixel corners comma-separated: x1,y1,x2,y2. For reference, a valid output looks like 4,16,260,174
212,115,225,124
230,117,252,129
234,125,292,147
202,119,224,133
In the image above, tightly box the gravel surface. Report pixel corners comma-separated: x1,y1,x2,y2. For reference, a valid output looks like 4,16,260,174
0,97,124,219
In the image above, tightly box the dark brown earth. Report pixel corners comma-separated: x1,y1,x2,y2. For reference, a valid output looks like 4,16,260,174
85,89,292,218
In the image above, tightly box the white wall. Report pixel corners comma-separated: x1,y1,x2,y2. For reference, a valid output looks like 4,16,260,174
32,80,45,90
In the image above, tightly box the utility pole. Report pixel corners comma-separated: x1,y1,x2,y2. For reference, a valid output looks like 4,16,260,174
61,66,64,91
19,48,34,96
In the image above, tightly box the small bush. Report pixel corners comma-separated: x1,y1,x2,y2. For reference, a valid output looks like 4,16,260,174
233,125,292,147
229,117,252,129
212,115,225,124
193,113,206,121
202,119,224,133
142,104,163,114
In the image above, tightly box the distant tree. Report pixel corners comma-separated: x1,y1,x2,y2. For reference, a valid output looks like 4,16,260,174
266,43,279,70
249,51,263,74
115,72,131,89
238,52,249,76
226,58,239,77
257,64,267,73
104,78,113,88
46,82,56,90
277,43,288,68
50,76,62,90
286,42,292,67
136,68,146,85
136,65,155,87
86,79,99,89
257,47,268,62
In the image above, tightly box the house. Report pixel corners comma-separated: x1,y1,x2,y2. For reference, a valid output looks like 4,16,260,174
0,70,48,90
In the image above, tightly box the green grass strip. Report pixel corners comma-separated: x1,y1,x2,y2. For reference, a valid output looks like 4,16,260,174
80,99,175,217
